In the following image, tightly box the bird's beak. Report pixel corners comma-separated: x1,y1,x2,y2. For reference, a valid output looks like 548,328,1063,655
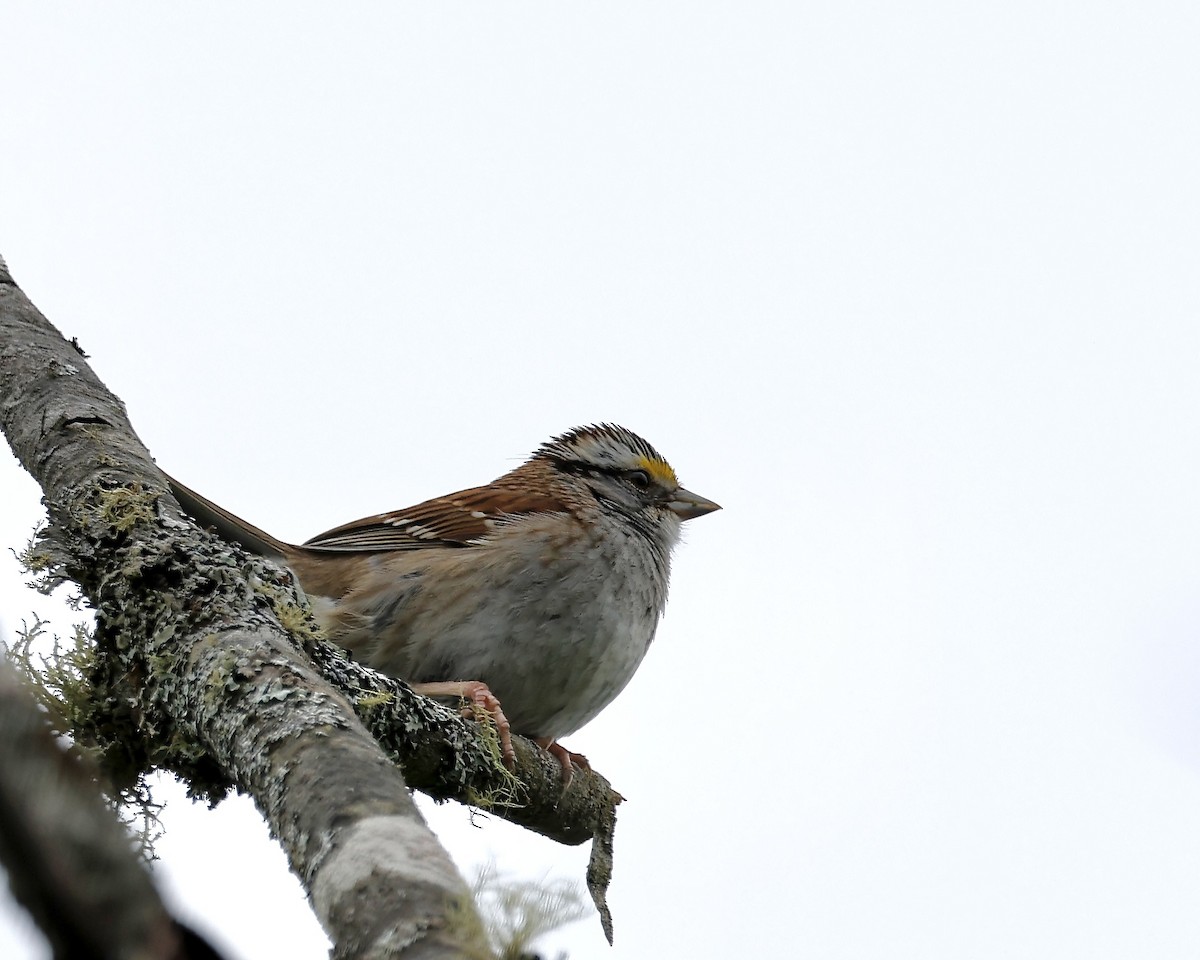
666,488,722,520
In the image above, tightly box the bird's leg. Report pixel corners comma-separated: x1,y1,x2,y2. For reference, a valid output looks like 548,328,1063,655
535,737,590,786
410,680,514,767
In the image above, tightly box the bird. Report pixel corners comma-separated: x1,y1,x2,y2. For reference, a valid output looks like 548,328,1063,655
165,423,720,778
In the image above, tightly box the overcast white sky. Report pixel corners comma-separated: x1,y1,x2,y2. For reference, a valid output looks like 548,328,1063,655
3,3,1200,957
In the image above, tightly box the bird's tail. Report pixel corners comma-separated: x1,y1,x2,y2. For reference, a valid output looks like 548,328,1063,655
164,472,290,561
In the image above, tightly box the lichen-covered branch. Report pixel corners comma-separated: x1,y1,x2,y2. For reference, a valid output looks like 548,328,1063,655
0,256,479,959
0,254,621,954
306,636,621,942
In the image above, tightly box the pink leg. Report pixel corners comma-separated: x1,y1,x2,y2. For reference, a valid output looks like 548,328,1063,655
535,737,590,786
411,681,514,767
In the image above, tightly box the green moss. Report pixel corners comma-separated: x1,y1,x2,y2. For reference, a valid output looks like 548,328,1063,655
92,484,157,532
249,577,327,654
272,599,314,635
464,699,518,775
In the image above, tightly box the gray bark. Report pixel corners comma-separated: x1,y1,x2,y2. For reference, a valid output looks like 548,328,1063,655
0,255,620,957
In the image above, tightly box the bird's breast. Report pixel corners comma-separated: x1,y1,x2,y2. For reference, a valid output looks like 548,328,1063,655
317,514,673,739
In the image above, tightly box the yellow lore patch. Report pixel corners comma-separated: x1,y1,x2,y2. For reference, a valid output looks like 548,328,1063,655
638,454,679,487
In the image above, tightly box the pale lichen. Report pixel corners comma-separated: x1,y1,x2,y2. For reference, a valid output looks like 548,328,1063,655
446,860,589,960
3,615,166,860
93,484,157,533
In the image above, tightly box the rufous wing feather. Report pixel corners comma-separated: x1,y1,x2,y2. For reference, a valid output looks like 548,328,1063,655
300,486,569,552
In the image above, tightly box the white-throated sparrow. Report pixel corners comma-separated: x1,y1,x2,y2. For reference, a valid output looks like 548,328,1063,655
166,424,719,776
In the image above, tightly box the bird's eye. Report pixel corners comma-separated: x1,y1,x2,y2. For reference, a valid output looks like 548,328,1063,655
627,469,652,489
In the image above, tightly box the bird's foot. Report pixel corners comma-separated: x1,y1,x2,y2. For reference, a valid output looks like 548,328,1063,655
410,680,514,768
535,737,590,787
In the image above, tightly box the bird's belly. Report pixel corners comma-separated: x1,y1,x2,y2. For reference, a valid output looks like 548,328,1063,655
412,566,659,738
467,595,656,738
325,533,667,740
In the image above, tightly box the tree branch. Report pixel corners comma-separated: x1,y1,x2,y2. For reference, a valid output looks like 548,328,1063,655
0,254,620,954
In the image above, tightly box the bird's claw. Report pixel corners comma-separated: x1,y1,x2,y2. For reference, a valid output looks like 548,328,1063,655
410,680,515,767
535,737,590,787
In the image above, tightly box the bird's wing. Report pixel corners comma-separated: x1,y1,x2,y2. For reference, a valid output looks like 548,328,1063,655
300,485,568,552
